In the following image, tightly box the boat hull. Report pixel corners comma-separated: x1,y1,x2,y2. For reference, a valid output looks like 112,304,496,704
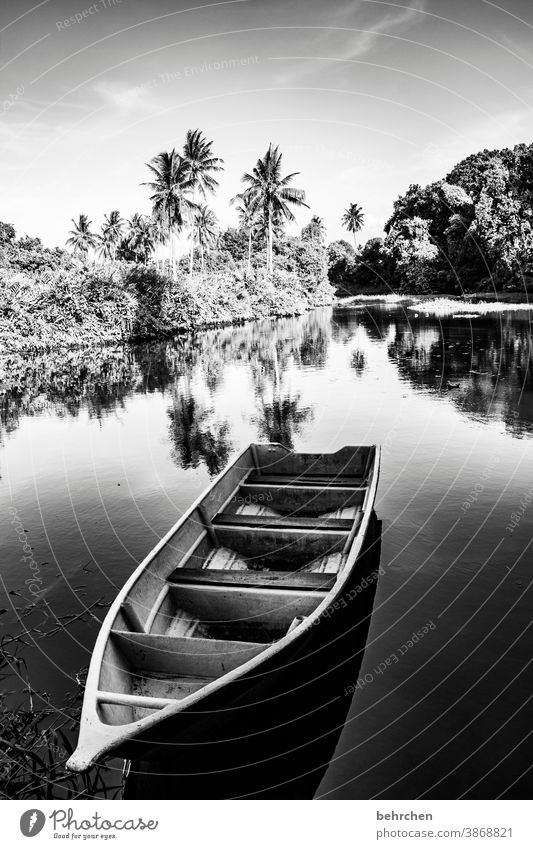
124,514,382,798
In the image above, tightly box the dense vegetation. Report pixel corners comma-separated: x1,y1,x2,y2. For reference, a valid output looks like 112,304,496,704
331,141,533,295
0,227,331,352
0,132,334,353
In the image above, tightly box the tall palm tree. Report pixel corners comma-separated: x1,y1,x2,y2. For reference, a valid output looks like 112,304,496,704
182,129,224,278
193,204,218,271
127,213,154,264
241,144,309,273
143,150,194,277
66,214,97,260
231,191,260,273
101,210,125,261
302,215,326,243
342,203,364,250
151,217,169,271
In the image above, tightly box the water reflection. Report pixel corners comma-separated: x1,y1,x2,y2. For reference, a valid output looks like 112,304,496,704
2,307,533,459
355,307,533,437
0,312,332,467
168,387,233,475
2,302,533,800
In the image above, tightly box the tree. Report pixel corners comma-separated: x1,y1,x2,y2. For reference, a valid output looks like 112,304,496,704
342,203,364,250
66,214,97,260
0,222,16,245
150,218,169,271
241,144,309,273
302,215,326,243
182,129,224,278
231,191,260,273
193,204,218,271
99,210,125,261
327,239,356,290
385,216,439,292
143,150,194,277
126,214,155,264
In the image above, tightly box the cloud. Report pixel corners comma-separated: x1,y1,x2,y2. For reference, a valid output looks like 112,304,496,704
341,0,428,60
92,79,153,111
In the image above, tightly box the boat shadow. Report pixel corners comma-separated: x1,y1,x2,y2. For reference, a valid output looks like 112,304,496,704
124,513,383,799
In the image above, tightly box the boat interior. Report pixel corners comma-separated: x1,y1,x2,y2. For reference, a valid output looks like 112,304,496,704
96,445,376,725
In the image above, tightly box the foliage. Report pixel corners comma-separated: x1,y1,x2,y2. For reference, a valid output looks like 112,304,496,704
342,203,364,248
0,633,120,799
385,216,439,293
240,144,309,272
302,215,326,243
333,140,533,294
66,214,98,259
327,239,356,290
0,229,333,352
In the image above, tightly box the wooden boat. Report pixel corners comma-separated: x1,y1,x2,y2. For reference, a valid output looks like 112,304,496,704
67,442,380,772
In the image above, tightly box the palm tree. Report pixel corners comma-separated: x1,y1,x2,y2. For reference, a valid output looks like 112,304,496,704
342,203,364,250
193,204,218,271
127,213,154,263
66,214,97,260
101,210,125,261
182,129,224,278
241,144,309,273
231,191,260,273
151,217,169,271
302,215,326,243
143,150,194,277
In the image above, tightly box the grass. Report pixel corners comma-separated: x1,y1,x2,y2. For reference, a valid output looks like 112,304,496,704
408,297,533,316
0,618,123,799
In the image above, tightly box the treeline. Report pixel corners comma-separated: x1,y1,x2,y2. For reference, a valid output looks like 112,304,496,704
0,131,338,351
329,141,533,295
0,221,332,352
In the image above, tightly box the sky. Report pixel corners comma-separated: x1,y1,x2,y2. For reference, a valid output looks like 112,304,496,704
1,0,533,249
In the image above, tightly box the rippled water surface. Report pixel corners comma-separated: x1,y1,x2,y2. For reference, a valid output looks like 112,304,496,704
1,302,532,798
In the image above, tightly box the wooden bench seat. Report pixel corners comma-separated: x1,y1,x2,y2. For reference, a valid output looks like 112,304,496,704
111,631,265,676
166,567,336,591
212,513,354,532
245,473,366,487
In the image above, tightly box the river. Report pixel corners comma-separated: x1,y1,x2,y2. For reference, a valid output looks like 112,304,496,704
1,301,532,799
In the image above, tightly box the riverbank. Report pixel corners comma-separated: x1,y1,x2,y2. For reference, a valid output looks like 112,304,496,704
335,292,533,311
0,263,334,354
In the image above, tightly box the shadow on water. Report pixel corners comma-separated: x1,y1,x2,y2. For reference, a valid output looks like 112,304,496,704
123,516,382,800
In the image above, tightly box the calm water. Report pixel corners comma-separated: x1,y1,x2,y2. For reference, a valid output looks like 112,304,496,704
1,302,532,799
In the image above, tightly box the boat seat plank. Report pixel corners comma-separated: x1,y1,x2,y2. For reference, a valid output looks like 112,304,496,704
97,691,181,710
166,567,336,591
111,630,265,676
245,473,365,487
212,513,354,532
